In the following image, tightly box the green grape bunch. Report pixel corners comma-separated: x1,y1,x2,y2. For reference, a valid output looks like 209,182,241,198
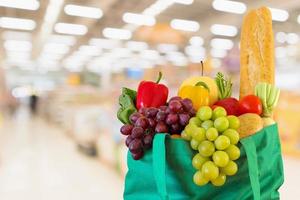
182,106,241,187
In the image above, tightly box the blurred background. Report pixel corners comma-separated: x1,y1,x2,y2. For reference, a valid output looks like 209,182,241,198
0,0,300,199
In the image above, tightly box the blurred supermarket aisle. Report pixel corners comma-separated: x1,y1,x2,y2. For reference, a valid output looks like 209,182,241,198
0,107,123,200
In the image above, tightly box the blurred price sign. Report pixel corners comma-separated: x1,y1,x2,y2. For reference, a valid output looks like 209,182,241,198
126,68,144,79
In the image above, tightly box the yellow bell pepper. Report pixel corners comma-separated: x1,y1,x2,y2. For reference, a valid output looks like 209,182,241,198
178,81,210,110
179,76,218,105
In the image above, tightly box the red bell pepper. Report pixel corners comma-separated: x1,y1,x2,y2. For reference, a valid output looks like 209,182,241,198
136,72,168,110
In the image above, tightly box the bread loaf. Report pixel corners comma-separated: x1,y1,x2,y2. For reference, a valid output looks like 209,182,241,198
240,7,275,99
238,113,263,138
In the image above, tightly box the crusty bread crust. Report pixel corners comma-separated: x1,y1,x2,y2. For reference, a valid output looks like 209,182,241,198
240,7,275,99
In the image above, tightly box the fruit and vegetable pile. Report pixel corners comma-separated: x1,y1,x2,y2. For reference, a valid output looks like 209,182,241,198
118,6,280,187
118,69,280,186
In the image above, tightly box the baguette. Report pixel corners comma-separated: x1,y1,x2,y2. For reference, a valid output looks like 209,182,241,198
240,7,275,99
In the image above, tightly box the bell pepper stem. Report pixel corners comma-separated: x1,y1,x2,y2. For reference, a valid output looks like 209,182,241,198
156,71,162,84
201,61,204,76
195,81,210,92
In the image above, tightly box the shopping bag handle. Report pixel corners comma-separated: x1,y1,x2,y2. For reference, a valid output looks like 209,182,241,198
153,133,169,200
240,137,261,200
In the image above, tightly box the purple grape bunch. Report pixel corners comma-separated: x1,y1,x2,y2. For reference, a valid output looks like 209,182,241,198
120,96,195,160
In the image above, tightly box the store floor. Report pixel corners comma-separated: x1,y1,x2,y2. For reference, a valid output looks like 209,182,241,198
0,107,299,200
0,108,123,200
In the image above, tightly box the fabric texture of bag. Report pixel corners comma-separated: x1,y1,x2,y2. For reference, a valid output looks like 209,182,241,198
124,124,284,200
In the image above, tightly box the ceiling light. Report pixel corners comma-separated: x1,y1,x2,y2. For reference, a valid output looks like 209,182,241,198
172,0,193,5
2,31,32,41
0,0,39,10
143,0,174,16
185,45,206,57
6,51,31,60
43,0,64,24
40,53,64,60
49,34,76,46
166,51,187,65
268,7,289,22
172,58,188,67
88,57,112,69
64,56,88,63
166,51,185,57
275,32,299,44
102,28,132,40
54,23,88,35
276,32,286,43
6,60,35,70
123,13,156,26
167,53,188,66
170,19,200,32
139,50,160,60
210,48,227,58
66,55,90,63
64,64,84,72
78,45,102,56
211,24,238,37
212,0,246,14
89,38,121,49
157,43,178,53
43,43,70,54
0,17,36,30
64,57,86,67
110,48,132,58
39,66,61,72
40,0,64,50
64,4,103,19
70,55,89,62
4,40,32,51
38,59,59,67
189,56,205,63
286,33,299,44
189,36,204,46
210,38,234,50
12,86,33,98
126,41,149,51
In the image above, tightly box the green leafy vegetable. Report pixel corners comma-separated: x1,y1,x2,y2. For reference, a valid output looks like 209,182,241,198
117,87,137,124
255,82,280,117
215,72,233,99
122,87,137,101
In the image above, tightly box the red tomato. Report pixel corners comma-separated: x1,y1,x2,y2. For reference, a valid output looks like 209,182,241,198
211,105,218,110
239,95,262,115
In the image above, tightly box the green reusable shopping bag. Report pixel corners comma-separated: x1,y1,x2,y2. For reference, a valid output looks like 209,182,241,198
124,124,284,200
